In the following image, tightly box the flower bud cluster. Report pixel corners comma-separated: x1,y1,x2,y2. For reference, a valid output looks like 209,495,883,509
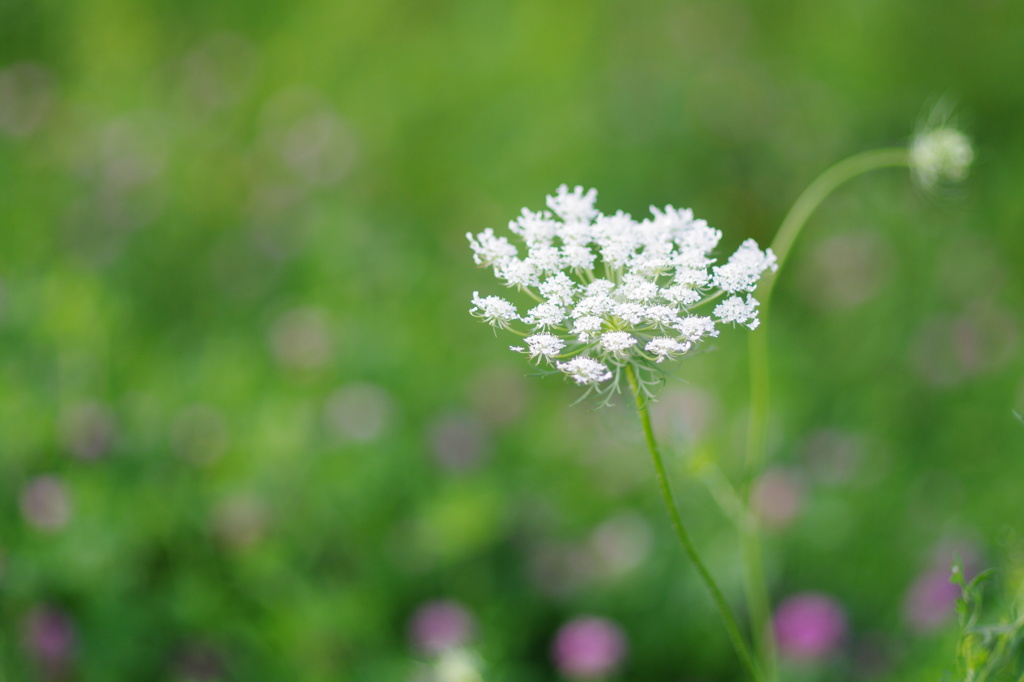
911,127,974,187
469,185,777,400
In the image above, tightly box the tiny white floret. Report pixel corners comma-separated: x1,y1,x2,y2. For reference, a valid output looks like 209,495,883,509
600,331,638,355
547,184,599,224
556,356,613,385
714,294,761,330
467,228,518,267
470,291,518,326
646,337,692,362
522,333,565,359
572,315,604,342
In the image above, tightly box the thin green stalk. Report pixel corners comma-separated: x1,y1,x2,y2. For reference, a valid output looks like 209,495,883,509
747,145,911,485
742,147,911,680
626,364,764,682
739,507,775,680
762,147,910,304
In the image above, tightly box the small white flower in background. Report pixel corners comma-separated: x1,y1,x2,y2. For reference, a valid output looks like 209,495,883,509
468,185,777,401
910,101,973,189
911,127,974,187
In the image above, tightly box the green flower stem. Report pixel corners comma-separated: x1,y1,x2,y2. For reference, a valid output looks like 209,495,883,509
626,364,764,682
742,147,911,680
762,147,910,303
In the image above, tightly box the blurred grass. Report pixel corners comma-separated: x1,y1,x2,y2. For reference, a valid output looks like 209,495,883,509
1,0,1023,680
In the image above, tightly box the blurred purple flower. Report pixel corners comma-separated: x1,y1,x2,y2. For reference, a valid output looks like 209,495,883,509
527,542,595,598
0,62,57,138
800,429,864,485
269,307,332,370
60,401,117,460
649,385,718,444
24,606,75,674
172,404,229,465
324,382,394,443
589,512,653,580
551,616,627,679
903,567,961,632
211,494,269,551
773,593,847,661
408,600,476,655
20,476,72,531
466,365,528,427
427,412,490,472
178,32,259,115
797,230,893,310
173,641,225,681
750,469,803,530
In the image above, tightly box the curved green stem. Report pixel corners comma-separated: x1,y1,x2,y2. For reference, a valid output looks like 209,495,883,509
741,147,911,680
626,364,764,682
746,146,910,486
763,147,909,301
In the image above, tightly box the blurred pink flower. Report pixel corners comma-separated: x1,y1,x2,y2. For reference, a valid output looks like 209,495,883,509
173,641,225,681
551,616,627,679
466,364,529,427
750,469,803,530
172,404,229,465
903,567,961,632
211,494,269,551
60,401,117,460
773,593,847,661
324,382,394,443
427,412,490,472
0,62,57,138
408,600,476,655
269,307,332,370
526,541,596,598
24,606,75,674
20,476,72,531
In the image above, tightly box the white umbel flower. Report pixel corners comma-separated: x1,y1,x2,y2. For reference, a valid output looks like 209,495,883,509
468,187,772,401
556,357,613,385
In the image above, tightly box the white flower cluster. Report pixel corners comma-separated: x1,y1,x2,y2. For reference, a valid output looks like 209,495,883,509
911,127,974,187
469,185,777,398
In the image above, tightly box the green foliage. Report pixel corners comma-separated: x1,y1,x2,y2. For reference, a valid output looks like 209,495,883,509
950,562,1024,682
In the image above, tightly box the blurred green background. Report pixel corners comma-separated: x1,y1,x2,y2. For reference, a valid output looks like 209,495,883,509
1,0,1023,680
